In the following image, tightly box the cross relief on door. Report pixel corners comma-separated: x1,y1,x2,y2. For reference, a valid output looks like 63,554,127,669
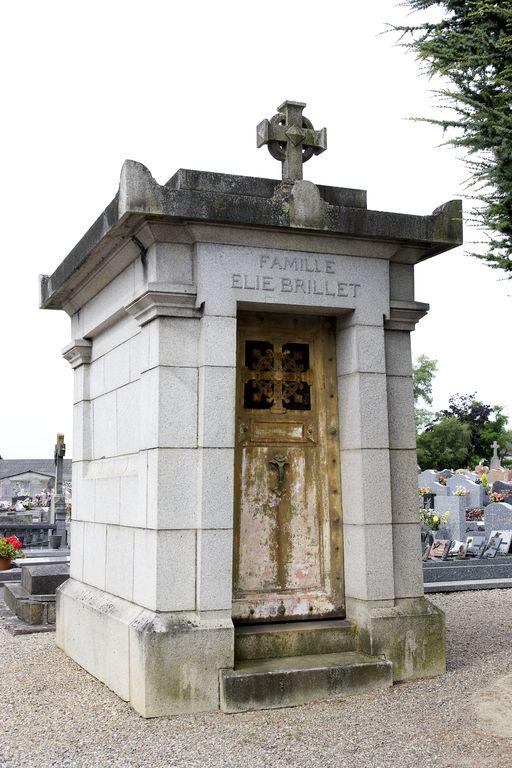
243,340,313,413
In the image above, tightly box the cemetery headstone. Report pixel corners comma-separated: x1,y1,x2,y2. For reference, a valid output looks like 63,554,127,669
492,480,512,502
418,469,448,496
434,496,467,542
446,474,485,509
484,502,512,535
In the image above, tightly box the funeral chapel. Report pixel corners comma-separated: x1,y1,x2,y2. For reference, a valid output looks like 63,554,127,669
40,101,461,716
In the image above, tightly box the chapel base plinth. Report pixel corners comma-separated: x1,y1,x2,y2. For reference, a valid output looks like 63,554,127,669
56,579,234,717
346,596,446,682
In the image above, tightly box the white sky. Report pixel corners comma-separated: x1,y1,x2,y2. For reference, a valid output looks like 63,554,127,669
1,0,510,458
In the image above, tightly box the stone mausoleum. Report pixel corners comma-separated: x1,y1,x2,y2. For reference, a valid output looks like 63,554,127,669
40,101,462,716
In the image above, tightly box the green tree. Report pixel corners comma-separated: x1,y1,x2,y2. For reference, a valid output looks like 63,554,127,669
440,392,511,465
392,1,512,276
413,354,438,430
417,416,471,469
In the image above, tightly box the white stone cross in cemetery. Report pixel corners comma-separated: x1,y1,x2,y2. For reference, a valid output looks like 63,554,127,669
257,100,327,181
490,440,502,470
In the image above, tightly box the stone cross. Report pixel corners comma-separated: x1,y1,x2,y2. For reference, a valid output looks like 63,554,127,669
52,433,67,546
490,440,501,470
257,100,327,182
54,433,66,495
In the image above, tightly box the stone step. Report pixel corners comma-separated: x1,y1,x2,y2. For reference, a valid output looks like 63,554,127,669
3,582,26,615
235,619,357,660
3,583,56,625
220,651,392,713
21,563,69,595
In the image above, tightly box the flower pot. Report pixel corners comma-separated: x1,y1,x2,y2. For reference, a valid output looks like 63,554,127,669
49,534,62,550
0,557,13,571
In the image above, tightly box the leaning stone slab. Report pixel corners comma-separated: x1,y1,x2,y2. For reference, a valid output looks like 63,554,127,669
21,564,69,595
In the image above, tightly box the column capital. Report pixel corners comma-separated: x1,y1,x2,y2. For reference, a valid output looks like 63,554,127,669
384,300,429,332
124,289,202,326
62,339,92,368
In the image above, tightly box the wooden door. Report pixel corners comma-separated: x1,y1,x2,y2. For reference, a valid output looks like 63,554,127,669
233,312,344,623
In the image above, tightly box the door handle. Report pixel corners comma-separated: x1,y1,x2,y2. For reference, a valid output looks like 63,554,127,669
269,454,288,492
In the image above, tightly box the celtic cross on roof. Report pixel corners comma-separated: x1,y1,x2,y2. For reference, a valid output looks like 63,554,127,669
256,100,327,182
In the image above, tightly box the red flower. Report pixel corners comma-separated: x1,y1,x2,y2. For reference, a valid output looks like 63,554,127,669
5,536,22,550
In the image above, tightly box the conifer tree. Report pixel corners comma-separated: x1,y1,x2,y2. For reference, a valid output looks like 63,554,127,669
393,1,512,275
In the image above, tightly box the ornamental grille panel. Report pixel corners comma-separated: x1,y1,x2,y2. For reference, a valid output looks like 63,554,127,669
243,339,312,412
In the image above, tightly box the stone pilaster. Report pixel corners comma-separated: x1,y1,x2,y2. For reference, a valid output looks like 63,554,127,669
61,339,93,550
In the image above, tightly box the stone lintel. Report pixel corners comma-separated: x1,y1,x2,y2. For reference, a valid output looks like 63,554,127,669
384,300,429,332
40,160,462,311
124,289,202,326
62,338,92,368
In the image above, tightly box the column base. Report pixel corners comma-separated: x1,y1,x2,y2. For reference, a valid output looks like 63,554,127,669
56,579,234,717
346,596,446,681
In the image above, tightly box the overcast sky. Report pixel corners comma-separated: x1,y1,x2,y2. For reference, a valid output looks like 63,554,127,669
1,0,510,459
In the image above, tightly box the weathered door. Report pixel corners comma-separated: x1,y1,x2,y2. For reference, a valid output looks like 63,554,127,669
233,313,344,622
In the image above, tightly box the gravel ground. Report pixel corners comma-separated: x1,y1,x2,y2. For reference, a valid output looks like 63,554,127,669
1,590,512,768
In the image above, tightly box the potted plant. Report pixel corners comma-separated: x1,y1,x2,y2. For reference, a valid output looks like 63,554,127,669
0,535,24,570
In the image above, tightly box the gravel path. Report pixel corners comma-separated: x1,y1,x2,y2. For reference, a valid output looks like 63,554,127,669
1,590,511,768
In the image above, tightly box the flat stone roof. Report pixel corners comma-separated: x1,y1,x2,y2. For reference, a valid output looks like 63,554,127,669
40,161,463,310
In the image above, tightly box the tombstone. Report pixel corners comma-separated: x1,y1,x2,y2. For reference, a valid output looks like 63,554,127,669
446,474,484,509
484,502,512,534
490,468,512,484
492,480,512,504
418,469,448,496
433,496,467,542
39,99,461,717
438,469,453,480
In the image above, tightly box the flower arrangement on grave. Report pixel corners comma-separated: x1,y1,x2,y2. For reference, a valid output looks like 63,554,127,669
481,474,490,494
22,498,32,510
418,487,429,496
419,509,449,531
466,508,483,522
0,535,24,564
455,469,467,475
489,491,506,503
438,476,447,486
453,485,469,496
